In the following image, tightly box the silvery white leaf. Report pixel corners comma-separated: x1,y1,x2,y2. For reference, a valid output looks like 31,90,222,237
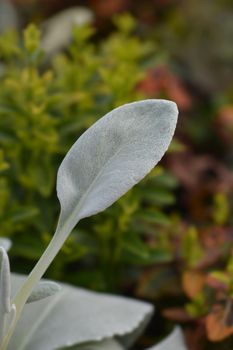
41,7,94,56
0,0,18,33
27,281,61,304
71,338,124,350
10,99,177,337
0,247,11,342
0,247,11,314
146,327,188,350
0,238,12,252
9,274,153,350
56,100,178,236
119,309,152,349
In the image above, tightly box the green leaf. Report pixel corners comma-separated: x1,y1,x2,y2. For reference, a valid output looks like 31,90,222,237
23,24,41,54
122,233,172,265
10,206,39,224
151,171,178,188
136,210,171,226
122,232,151,261
141,188,175,206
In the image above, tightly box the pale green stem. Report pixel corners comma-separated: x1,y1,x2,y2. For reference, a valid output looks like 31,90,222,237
0,247,11,348
1,305,16,350
13,230,66,309
1,219,75,350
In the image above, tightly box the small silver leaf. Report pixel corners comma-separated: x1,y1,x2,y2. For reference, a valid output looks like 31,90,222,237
26,281,61,304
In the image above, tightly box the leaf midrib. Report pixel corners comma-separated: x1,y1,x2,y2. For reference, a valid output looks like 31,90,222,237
17,290,66,350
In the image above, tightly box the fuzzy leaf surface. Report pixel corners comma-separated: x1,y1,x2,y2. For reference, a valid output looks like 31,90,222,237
26,281,61,304
9,274,153,350
56,99,178,236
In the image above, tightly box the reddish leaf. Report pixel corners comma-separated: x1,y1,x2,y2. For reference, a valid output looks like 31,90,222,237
200,226,231,249
206,275,228,292
195,248,222,270
163,307,196,322
182,270,206,299
215,106,233,145
206,302,233,341
185,321,206,350
169,151,233,193
138,66,192,111
135,266,181,300
90,0,129,17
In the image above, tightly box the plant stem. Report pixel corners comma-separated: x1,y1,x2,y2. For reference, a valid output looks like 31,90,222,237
13,233,64,309
1,219,74,350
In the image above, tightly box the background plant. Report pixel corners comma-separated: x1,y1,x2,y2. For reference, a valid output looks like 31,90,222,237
0,1,233,348
0,17,178,294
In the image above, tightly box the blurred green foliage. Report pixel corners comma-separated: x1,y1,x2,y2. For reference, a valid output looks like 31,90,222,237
0,16,178,291
1,8,232,347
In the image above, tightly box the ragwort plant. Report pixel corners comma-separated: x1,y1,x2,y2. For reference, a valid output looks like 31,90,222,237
0,100,186,350
0,18,178,291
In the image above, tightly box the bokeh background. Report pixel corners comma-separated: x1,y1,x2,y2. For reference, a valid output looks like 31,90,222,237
0,1,233,349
